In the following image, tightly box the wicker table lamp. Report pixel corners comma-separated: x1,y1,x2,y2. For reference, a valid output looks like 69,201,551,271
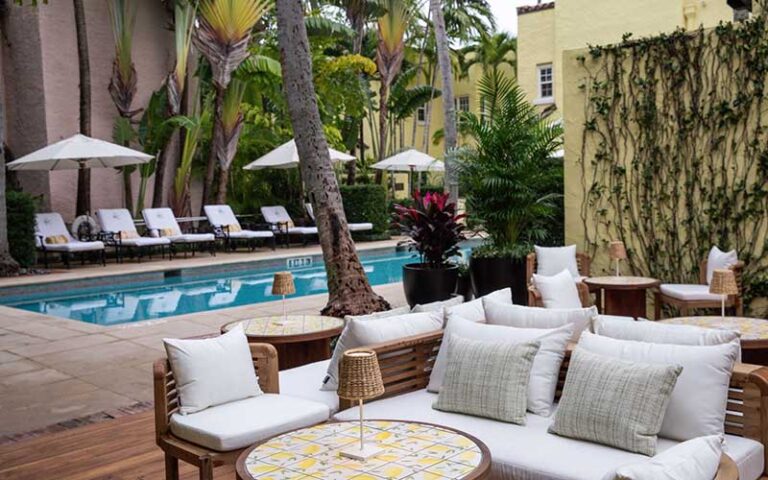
710,269,738,320
271,272,295,323
337,349,385,460
609,241,627,276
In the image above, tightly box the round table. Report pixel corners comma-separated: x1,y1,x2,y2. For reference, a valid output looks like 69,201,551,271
661,316,768,365
584,276,661,319
221,315,344,370
236,420,491,480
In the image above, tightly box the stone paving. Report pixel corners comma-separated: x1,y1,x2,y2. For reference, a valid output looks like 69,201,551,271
0,241,407,438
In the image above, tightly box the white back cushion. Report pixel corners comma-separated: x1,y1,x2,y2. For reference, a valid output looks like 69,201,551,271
322,311,443,391
428,316,572,416
707,246,738,285
445,287,512,323
163,325,262,415
142,208,181,234
610,435,723,480
344,306,411,323
204,204,240,229
261,206,292,224
484,299,597,342
533,269,582,308
578,332,739,441
97,208,138,234
36,213,73,241
593,316,740,346
412,295,464,314
535,245,580,277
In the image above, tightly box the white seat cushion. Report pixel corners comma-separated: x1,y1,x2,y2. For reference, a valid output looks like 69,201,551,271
167,233,215,243
119,236,171,247
170,394,330,451
43,240,105,252
536,245,580,277
333,389,764,480
289,226,318,235
280,359,339,413
660,284,723,301
348,222,373,231
227,230,274,239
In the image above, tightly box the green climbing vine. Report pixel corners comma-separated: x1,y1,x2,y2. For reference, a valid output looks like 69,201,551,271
576,11,768,314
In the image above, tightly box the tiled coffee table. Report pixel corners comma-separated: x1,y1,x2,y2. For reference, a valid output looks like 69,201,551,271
236,420,491,480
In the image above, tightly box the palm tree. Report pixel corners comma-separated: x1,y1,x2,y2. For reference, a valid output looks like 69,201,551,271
214,79,247,203
275,0,390,316
461,31,517,76
443,0,495,43
194,0,271,208
74,0,92,216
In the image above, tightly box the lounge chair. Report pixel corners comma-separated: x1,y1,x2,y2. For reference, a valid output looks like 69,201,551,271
203,204,275,251
304,202,373,233
260,205,318,247
96,208,170,263
526,246,592,307
35,212,105,268
142,208,216,257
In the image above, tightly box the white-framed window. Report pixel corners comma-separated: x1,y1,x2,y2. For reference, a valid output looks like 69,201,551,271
480,97,487,123
536,63,554,103
416,106,426,124
458,95,470,112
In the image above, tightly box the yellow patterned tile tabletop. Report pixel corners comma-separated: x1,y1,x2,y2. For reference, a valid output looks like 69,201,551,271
239,421,487,480
661,316,768,341
224,315,344,337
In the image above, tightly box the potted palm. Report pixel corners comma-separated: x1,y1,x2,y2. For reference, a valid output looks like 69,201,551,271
457,74,563,304
393,190,466,307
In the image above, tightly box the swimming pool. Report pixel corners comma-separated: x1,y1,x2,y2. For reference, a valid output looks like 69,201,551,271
0,245,474,325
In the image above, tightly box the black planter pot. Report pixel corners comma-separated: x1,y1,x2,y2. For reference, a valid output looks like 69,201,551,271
402,263,459,308
469,255,528,305
455,275,474,301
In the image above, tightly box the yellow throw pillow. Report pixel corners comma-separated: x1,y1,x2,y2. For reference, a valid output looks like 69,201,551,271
119,230,139,240
160,227,179,237
45,235,68,244
227,223,242,233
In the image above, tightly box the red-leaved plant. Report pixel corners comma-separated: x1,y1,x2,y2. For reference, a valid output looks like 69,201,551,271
392,191,466,268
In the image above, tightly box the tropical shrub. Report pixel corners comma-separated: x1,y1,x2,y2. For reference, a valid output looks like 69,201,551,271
7,191,37,268
340,184,388,235
392,191,465,267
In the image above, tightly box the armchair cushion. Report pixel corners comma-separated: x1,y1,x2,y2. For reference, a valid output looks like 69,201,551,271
280,359,339,412
445,287,513,323
169,393,330,451
660,284,724,301
535,245,580,277
411,295,464,313
484,299,598,341
707,246,738,285
533,269,583,309
611,435,723,480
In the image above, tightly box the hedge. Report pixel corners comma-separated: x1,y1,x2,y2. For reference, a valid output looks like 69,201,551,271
6,190,36,268
339,184,389,235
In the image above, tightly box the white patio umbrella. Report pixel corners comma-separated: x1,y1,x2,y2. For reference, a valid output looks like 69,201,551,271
6,134,154,171
242,139,355,170
371,149,445,172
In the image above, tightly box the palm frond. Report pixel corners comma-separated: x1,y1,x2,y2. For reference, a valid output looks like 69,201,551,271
305,15,355,40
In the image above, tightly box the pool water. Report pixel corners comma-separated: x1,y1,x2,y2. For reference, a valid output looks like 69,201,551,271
3,247,471,325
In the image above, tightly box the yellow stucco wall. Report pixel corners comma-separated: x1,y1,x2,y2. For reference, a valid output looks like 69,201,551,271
517,6,556,113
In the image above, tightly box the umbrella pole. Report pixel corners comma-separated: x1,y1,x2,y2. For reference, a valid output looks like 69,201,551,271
410,165,415,196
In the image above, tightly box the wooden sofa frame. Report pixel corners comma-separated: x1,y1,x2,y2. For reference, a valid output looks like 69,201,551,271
655,259,745,319
343,330,768,480
526,251,592,307
153,343,279,480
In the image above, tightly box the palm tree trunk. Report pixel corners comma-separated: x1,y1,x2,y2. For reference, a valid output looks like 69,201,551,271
122,169,133,214
375,81,389,184
422,63,437,153
200,87,223,214
0,91,20,276
410,20,431,147
215,164,229,204
74,0,92,216
430,0,458,203
275,0,389,316
345,14,366,186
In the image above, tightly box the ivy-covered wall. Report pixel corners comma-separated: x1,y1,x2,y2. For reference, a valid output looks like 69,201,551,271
563,13,768,314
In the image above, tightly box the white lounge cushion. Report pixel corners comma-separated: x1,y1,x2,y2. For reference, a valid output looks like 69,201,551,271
593,316,740,346
445,287,513,323
333,389,764,480
167,233,215,243
348,222,373,231
118,236,171,247
142,207,183,235
170,393,330,451
411,295,464,314
578,332,739,441
36,212,75,242
163,326,262,415
428,316,572,416
484,299,598,342
203,204,240,228
280,359,339,413
536,245,580,277
707,246,738,285
42,240,105,252
322,310,443,391
660,284,724,301
533,269,583,308
609,435,723,480
227,230,274,239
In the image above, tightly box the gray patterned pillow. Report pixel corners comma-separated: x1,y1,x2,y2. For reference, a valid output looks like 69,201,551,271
433,335,540,424
549,348,682,456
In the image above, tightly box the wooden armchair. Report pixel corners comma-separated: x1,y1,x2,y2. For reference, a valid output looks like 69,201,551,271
526,251,593,307
355,330,768,480
153,343,279,480
655,259,745,319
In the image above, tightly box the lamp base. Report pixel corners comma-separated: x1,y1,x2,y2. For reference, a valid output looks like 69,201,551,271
339,443,383,461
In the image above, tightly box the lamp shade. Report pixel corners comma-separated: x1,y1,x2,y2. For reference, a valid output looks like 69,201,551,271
609,241,627,260
337,349,385,401
710,269,738,296
271,272,296,296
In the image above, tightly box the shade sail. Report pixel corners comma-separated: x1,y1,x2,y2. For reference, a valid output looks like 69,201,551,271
371,149,445,172
242,139,355,170
6,134,154,171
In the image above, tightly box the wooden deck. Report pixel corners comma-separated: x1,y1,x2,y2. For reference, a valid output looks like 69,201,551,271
0,411,234,479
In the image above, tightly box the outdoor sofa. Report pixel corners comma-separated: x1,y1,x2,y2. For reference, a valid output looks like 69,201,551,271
34,212,105,268
203,204,275,251
96,208,170,262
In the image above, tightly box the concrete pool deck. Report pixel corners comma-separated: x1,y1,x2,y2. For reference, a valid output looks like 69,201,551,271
0,240,408,441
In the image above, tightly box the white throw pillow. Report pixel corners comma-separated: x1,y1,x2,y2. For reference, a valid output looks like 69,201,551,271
445,287,512,323
323,311,443,391
428,316,573,416
593,316,740,346
344,306,411,322
535,245,580,277
706,246,738,285
163,325,262,415
609,435,723,480
578,332,739,441
532,269,582,309
411,295,464,313
484,298,597,342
